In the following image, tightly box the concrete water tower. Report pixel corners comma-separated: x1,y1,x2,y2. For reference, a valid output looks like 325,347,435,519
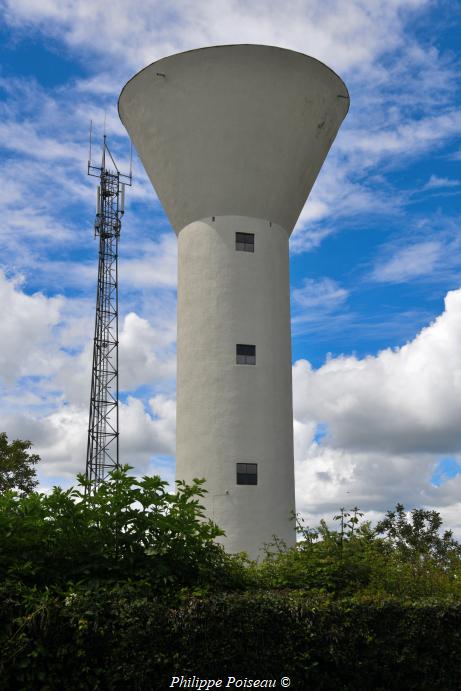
119,45,349,558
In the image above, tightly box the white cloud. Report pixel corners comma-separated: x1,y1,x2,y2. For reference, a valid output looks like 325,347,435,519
1,0,429,75
0,268,176,481
290,225,335,254
0,270,63,386
121,234,177,290
0,119,83,163
119,395,176,468
294,443,437,528
294,288,461,454
292,277,349,311
1,0,457,269
371,240,443,283
424,175,460,190
292,163,394,247
119,312,176,391
293,287,461,527
1,394,176,482
33,406,88,477
0,72,166,303
339,110,461,164
290,277,353,338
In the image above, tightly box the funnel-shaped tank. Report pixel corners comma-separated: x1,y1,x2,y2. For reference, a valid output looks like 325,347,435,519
119,44,349,234
119,45,349,558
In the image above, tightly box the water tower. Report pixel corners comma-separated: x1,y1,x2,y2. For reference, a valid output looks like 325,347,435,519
119,45,349,557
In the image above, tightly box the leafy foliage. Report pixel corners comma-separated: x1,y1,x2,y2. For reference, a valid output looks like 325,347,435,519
0,465,245,595
250,506,461,599
2,449,461,688
0,432,39,495
2,589,461,690
375,502,461,566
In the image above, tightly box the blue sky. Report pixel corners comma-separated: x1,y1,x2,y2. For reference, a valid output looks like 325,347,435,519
0,0,460,531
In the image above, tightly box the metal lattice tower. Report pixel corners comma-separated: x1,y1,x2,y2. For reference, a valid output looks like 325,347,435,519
86,132,131,492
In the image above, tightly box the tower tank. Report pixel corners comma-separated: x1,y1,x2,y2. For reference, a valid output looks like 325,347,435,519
119,44,349,557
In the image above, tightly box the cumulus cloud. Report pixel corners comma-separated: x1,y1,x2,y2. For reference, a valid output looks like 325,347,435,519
121,395,175,464
121,234,177,290
294,288,461,454
0,270,63,386
293,287,461,528
1,394,176,483
119,312,176,391
0,269,176,482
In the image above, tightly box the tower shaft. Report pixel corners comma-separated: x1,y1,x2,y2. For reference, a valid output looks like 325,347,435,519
176,216,295,555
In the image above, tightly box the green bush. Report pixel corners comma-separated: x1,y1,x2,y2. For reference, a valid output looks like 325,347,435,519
2,457,461,688
249,509,461,600
1,588,461,690
0,465,246,595
0,432,39,495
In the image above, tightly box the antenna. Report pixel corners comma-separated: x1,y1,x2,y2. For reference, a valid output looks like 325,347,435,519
88,120,93,169
85,126,133,494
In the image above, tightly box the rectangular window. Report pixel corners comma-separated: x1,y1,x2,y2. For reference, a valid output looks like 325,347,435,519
236,463,258,485
235,232,254,252
236,344,256,365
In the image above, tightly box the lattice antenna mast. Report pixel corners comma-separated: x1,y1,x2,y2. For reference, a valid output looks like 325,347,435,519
86,123,132,492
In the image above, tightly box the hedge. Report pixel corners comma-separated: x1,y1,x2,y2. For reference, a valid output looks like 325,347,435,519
1,589,460,690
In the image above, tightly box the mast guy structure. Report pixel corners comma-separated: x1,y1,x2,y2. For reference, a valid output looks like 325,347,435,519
85,132,131,491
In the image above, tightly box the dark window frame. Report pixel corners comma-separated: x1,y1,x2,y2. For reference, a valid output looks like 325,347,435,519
235,232,255,252
236,462,258,485
236,344,256,365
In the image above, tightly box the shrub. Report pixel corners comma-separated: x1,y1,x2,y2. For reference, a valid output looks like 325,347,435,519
0,465,246,595
1,588,461,690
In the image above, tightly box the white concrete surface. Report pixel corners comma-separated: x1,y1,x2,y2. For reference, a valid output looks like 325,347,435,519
177,215,295,556
118,44,349,235
118,45,349,558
